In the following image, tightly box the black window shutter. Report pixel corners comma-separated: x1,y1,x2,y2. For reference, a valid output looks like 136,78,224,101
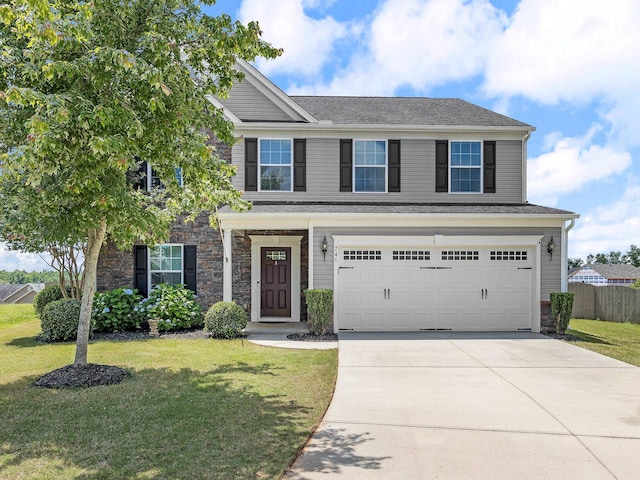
244,138,258,191
134,159,148,191
483,141,496,193
293,139,306,192
340,139,353,192
388,140,401,192
134,245,148,297
435,140,449,192
183,245,197,293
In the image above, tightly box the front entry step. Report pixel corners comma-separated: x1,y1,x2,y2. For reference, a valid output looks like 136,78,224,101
244,322,309,335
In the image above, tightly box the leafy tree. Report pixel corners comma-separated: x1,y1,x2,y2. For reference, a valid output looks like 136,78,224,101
568,258,583,269
583,246,639,266
0,0,280,365
631,279,640,290
0,269,59,283
627,245,640,267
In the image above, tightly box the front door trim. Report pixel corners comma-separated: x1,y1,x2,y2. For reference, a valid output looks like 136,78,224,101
250,235,302,323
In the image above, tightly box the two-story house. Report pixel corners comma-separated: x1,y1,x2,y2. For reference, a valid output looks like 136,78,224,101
97,60,579,333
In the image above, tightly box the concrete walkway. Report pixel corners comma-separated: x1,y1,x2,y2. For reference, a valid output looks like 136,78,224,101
284,332,640,479
245,322,338,350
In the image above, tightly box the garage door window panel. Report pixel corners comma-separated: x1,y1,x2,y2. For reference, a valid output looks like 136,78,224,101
442,250,479,261
343,250,382,261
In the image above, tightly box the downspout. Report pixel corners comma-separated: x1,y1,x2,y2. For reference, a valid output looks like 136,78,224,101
561,218,576,291
522,131,531,203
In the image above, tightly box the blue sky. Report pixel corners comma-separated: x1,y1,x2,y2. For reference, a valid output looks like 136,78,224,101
1,0,638,270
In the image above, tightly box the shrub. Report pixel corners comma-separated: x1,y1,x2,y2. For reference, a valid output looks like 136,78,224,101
551,292,574,334
92,287,144,332
40,298,81,342
304,289,333,335
204,301,247,339
34,284,72,319
140,284,203,332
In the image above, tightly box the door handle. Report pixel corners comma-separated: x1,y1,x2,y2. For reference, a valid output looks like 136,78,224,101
388,289,391,299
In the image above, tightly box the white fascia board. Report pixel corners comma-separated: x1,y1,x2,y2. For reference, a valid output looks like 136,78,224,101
205,94,242,124
235,60,317,123
219,212,579,230
233,122,535,137
332,235,544,247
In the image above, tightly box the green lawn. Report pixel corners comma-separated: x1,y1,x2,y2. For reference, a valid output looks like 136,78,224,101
568,318,640,367
0,304,338,480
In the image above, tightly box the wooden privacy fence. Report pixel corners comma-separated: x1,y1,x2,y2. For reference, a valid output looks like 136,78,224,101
569,282,640,323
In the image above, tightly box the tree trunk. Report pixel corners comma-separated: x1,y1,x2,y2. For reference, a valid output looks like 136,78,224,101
74,219,107,366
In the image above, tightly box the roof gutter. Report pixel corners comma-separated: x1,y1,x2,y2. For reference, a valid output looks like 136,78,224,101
231,122,536,135
561,218,577,291
522,131,531,203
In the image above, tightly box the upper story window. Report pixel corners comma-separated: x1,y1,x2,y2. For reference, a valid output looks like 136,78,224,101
149,244,183,290
354,140,386,192
435,140,494,194
450,141,482,193
148,164,183,190
259,139,292,191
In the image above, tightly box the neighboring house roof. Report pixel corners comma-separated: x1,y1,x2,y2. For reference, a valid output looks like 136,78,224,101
0,284,24,302
570,264,640,280
0,283,44,304
221,202,574,216
291,96,533,128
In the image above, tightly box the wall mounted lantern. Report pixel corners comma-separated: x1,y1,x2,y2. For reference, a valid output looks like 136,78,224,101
547,236,555,261
321,236,328,261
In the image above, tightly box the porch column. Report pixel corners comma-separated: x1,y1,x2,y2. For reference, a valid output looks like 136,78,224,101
223,228,232,302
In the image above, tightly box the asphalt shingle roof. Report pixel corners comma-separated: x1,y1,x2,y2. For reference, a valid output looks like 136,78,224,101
575,264,640,280
291,96,532,128
222,202,574,216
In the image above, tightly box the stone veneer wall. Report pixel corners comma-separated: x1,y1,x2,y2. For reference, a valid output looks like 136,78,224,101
97,223,309,319
96,215,225,310
231,230,309,322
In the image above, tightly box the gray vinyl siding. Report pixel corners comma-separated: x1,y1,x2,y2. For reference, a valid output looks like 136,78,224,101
312,227,561,300
220,81,302,122
232,138,523,203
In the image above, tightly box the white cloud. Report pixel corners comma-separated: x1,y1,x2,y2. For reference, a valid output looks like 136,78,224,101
483,0,640,149
484,0,640,103
289,0,507,95
527,125,632,206
0,243,52,272
569,184,640,259
238,0,349,77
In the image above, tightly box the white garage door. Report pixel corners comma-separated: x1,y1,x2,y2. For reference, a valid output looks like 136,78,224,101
336,246,535,331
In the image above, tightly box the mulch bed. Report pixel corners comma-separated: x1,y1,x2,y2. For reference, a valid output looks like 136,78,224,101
286,333,338,342
34,363,129,389
91,328,211,341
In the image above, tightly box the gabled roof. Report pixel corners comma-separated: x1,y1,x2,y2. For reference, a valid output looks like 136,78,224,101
0,284,24,301
571,264,640,280
291,96,533,129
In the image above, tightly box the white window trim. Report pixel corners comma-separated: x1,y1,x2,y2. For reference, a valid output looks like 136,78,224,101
148,243,184,292
449,140,483,195
257,138,294,193
146,164,184,191
248,235,302,323
352,139,388,193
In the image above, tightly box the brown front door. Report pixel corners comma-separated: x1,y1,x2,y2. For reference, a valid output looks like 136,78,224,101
261,247,292,317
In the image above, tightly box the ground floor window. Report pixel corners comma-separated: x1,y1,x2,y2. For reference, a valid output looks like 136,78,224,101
149,244,183,290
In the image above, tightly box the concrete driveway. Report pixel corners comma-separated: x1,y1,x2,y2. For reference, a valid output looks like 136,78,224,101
284,332,640,479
